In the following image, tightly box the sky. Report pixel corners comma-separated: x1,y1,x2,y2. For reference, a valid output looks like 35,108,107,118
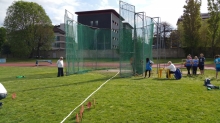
0,0,208,29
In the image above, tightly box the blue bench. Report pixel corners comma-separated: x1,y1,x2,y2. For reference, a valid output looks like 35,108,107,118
0,58,6,63
36,60,52,66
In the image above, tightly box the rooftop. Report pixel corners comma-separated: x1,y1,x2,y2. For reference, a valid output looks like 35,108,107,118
53,25,65,35
176,13,210,25
75,9,124,21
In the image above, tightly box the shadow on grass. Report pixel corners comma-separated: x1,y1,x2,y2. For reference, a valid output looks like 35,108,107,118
131,75,177,81
13,74,121,92
132,77,145,80
1,73,57,82
152,78,178,81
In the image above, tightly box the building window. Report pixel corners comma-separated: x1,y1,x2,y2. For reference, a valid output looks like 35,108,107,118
55,36,60,41
90,21,93,26
112,37,117,40
95,20,98,26
54,42,60,48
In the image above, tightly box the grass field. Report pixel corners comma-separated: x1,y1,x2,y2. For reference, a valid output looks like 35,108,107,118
0,59,220,123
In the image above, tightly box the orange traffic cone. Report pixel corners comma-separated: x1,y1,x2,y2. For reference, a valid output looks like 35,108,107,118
80,105,84,120
12,93,16,99
87,101,91,109
76,113,80,123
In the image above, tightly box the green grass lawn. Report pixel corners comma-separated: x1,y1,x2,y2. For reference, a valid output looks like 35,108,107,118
0,61,220,123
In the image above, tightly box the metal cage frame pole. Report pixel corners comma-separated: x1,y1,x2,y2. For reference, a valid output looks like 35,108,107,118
151,17,161,74
119,0,121,77
133,6,136,76
134,12,145,76
119,0,135,77
65,9,74,75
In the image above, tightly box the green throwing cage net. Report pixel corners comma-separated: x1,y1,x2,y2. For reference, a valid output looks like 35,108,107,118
65,1,154,77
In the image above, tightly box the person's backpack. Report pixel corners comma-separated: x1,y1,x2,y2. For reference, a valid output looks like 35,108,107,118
204,78,211,86
174,68,182,80
204,78,219,89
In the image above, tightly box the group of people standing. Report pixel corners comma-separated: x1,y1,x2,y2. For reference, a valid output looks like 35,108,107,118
143,53,206,78
184,53,220,79
132,52,220,79
184,53,205,75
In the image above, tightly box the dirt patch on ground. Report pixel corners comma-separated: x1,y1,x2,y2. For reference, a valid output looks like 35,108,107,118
95,69,120,73
0,62,215,70
0,62,56,67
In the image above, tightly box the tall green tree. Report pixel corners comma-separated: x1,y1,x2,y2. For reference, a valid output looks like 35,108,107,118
4,1,54,58
177,22,185,47
207,0,220,57
198,20,210,54
169,30,180,48
160,22,173,48
33,24,54,57
182,0,202,55
0,27,6,55
1,41,11,58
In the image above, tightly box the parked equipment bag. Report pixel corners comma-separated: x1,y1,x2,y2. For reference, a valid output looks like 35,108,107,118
174,68,182,80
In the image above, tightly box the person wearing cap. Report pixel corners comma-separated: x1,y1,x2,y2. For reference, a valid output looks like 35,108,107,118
0,83,7,107
56,56,64,77
165,61,176,78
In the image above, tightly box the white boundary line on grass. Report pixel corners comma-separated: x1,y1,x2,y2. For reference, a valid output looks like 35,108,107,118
60,71,119,123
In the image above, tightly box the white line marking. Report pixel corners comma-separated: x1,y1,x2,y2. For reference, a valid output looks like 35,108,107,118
60,71,119,123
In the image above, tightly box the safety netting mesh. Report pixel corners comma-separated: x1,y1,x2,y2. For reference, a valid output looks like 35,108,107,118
119,1,154,77
65,10,119,75
65,1,154,77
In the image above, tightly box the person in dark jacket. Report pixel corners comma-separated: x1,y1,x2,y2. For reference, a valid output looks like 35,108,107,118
198,53,205,75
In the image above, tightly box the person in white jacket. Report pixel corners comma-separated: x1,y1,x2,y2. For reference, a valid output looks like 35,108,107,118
0,83,7,106
165,61,176,78
56,56,64,77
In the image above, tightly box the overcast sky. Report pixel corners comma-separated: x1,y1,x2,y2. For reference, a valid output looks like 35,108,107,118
0,0,208,29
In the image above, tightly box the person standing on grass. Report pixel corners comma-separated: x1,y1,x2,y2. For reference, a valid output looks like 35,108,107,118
192,56,199,75
0,83,7,107
144,58,154,78
57,56,64,77
214,55,220,79
185,55,192,75
165,61,176,79
198,53,205,75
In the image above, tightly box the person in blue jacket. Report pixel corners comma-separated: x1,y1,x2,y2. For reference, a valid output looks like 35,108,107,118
185,55,192,75
214,55,220,79
192,56,199,75
144,58,154,78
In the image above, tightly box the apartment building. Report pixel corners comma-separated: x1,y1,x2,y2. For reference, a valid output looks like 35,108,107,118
176,13,210,25
44,9,130,58
42,24,66,58
75,9,124,50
